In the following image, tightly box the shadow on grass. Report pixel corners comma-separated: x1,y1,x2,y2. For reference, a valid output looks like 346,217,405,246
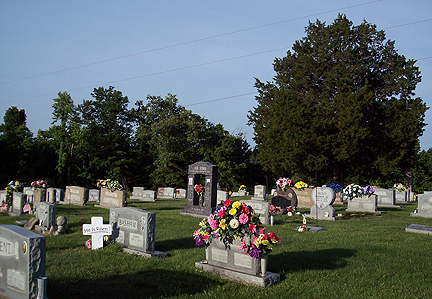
48,269,217,299
270,248,356,277
155,237,196,251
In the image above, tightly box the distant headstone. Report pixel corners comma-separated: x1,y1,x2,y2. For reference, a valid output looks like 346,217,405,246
309,187,336,220
217,190,229,203
130,187,145,200
346,195,378,213
375,188,397,207
35,202,56,229
82,217,112,250
405,223,432,235
46,188,56,204
23,187,34,203
251,185,266,201
411,193,432,218
88,189,100,202
395,190,408,203
175,188,187,199
243,199,270,225
110,207,166,257
294,188,314,208
141,190,157,202
97,188,126,209
157,187,175,199
0,224,46,299
181,161,218,217
33,188,46,206
10,192,27,216
271,188,297,209
62,186,88,205
53,188,64,202
0,190,6,204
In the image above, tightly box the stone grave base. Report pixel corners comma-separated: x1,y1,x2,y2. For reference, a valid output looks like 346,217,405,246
123,248,167,258
293,225,325,232
410,212,432,218
195,261,280,287
405,224,432,235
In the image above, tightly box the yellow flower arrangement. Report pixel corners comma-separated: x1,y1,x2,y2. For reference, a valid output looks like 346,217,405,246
294,181,308,190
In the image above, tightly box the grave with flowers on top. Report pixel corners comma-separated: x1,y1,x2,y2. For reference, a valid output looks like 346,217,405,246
95,179,126,209
194,198,281,286
344,184,382,213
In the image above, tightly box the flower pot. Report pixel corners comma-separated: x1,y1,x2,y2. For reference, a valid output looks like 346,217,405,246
260,254,268,276
270,215,274,226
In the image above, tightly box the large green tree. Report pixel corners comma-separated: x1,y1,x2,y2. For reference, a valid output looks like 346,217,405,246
248,14,428,185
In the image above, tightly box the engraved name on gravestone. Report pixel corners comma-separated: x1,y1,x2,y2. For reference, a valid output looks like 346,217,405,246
395,190,408,203
346,194,378,212
411,193,432,218
35,202,56,228
0,225,46,299
97,188,126,208
374,188,396,206
63,186,88,205
130,187,145,200
141,190,157,201
251,185,266,201
157,187,175,199
243,199,270,225
110,207,165,257
310,187,336,220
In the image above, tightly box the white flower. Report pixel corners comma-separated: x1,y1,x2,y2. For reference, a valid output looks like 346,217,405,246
229,219,239,229
287,212,293,216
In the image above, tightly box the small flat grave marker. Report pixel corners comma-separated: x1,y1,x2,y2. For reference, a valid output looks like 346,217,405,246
405,224,432,235
82,217,112,250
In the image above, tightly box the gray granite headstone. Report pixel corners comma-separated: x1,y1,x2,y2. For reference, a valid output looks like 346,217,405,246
217,190,229,203
309,187,336,220
46,188,56,204
35,202,56,228
251,185,266,201
62,186,88,205
157,187,175,199
242,199,270,225
0,190,6,204
10,192,27,216
130,187,145,200
346,195,378,212
175,188,187,198
0,224,46,299
375,188,397,207
109,207,165,257
411,193,432,218
141,190,157,202
97,188,126,209
32,188,46,206
53,188,64,202
395,190,408,203
88,189,100,202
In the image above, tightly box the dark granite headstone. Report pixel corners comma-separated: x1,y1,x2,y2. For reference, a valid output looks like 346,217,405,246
271,188,297,209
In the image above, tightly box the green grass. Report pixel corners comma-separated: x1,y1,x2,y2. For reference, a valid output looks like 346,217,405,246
2,198,432,299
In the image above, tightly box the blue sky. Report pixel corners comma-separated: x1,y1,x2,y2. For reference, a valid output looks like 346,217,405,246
1,0,431,150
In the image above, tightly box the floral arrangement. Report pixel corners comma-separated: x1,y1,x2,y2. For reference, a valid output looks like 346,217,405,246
193,199,281,258
326,183,342,193
393,183,406,192
360,185,375,195
276,177,291,191
342,184,362,199
269,204,282,216
286,206,295,216
298,225,307,232
294,181,308,189
96,179,123,192
4,180,24,208
194,184,204,196
239,185,247,192
31,180,49,188
85,236,110,249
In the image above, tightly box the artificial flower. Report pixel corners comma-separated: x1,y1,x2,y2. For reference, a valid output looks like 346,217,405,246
239,213,249,224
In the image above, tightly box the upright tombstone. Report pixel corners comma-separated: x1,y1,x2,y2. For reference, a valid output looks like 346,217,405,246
243,199,270,225
45,188,56,204
35,202,56,229
251,185,266,201
271,188,297,209
346,195,378,213
53,188,64,202
395,190,408,203
97,188,126,209
110,207,166,257
157,187,175,199
62,186,88,206
309,187,336,220
0,190,6,204
0,225,46,299
130,187,145,200
10,192,27,216
32,188,46,207
175,188,187,199
180,161,218,218
23,187,34,204
294,188,314,208
375,188,397,207
88,189,100,202
217,190,229,203
411,193,432,218
141,190,157,202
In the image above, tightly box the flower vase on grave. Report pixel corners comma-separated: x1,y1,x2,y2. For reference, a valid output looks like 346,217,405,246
260,254,268,276
199,195,204,206
270,215,274,226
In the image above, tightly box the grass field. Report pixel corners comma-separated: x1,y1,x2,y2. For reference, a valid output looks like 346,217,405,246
1,197,431,299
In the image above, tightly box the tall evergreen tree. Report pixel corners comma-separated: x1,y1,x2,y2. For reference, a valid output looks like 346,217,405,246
248,14,428,185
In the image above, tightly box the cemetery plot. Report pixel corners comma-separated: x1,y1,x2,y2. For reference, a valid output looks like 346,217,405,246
346,195,379,213
62,186,88,206
96,188,126,209
0,225,46,299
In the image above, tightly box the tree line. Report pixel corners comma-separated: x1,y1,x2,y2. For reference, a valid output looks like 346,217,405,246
1,15,431,193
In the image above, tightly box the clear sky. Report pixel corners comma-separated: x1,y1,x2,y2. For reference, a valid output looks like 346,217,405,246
1,0,431,150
